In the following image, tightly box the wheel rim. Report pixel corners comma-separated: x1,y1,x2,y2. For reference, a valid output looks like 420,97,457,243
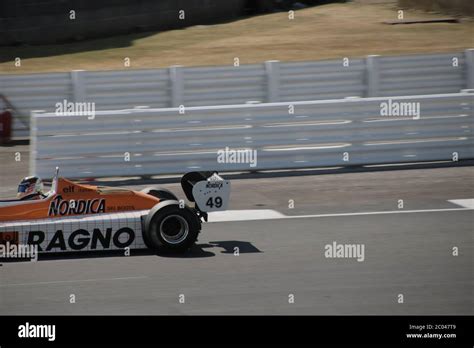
159,215,189,244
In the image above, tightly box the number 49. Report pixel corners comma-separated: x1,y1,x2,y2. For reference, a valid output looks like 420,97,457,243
206,196,223,208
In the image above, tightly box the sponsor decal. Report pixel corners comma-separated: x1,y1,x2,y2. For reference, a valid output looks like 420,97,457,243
18,322,55,342
206,181,223,189
27,227,135,252
48,196,106,216
117,205,135,211
62,185,75,193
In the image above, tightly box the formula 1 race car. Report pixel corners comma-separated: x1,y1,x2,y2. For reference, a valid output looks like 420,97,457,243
0,168,230,255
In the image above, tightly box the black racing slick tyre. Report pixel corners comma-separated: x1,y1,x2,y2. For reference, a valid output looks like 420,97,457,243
144,204,200,253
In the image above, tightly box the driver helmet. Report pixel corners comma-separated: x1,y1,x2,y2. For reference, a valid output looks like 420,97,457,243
17,176,43,199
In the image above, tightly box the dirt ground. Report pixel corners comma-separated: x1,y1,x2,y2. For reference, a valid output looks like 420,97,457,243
0,1,473,74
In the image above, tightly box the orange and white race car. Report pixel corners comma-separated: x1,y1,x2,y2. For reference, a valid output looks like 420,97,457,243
0,168,230,255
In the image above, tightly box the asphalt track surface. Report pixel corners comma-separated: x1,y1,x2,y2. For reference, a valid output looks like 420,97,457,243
0,165,473,315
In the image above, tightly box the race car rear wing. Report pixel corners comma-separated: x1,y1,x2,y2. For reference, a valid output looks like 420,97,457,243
181,171,230,214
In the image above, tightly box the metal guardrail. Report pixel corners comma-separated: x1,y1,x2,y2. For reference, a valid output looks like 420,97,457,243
31,92,474,179
3,50,474,137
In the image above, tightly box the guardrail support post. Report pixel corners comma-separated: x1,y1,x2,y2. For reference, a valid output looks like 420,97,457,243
465,49,474,89
70,70,86,103
366,55,380,97
265,60,280,103
170,65,184,107
29,110,39,176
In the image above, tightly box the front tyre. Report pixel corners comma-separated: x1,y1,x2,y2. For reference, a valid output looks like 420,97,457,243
144,204,200,253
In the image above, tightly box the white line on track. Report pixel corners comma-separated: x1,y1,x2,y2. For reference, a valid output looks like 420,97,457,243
208,207,473,222
0,276,148,288
448,199,474,209
208,209,286,222
284,207,473,219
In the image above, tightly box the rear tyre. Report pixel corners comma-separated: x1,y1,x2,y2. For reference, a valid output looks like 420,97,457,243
144,204,200,253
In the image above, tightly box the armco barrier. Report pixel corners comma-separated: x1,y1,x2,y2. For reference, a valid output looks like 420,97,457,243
3,50,474,138
30,92,474,179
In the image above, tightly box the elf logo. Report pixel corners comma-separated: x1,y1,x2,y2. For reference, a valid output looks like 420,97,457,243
48,196,106,216
27,227,135,251
63,185,74,193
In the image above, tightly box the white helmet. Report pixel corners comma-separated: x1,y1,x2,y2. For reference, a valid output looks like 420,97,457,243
17,176,43,199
